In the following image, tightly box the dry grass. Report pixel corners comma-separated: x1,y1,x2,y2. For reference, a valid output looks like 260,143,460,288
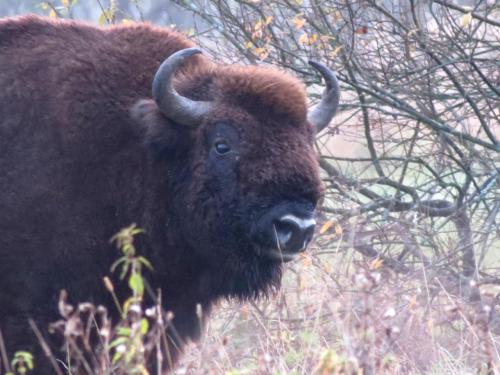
176,243,500,374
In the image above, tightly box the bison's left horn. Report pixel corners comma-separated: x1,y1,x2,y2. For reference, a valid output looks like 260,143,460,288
307,61,340,133
152,48,213,127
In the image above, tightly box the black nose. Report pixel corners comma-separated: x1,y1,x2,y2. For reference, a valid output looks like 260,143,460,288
274,214,316,254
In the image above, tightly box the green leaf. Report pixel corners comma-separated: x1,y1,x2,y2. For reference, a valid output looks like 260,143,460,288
116,327,131,337
138,256,153,271
112,351,123,364
131,228,144,235
122,243,134,256
109,336,128,349
110,256,127,272
12,351,34,370
119,263,129,280
129,273,144,296
15,351,33,361
140,318,149,335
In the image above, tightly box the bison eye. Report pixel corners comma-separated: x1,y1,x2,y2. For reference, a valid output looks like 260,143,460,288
214,140,231,155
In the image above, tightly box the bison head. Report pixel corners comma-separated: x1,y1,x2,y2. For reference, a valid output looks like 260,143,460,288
132,48,339,299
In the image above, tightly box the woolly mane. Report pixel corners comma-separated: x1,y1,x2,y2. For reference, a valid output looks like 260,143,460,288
176,64,308,125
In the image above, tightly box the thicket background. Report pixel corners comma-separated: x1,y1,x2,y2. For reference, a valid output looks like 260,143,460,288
1,1,499,374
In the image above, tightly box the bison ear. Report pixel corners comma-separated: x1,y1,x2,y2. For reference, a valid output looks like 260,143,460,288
131,99,191,159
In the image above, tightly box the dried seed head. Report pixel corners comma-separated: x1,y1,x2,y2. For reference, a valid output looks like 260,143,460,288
103,277,114,292
165,311,175,321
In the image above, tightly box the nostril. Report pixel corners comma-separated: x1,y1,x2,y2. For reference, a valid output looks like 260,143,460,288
275,214,316,253
274,220,294,248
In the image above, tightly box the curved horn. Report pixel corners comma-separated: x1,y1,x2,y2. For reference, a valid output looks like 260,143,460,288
152,48,213,127
307,61,340,133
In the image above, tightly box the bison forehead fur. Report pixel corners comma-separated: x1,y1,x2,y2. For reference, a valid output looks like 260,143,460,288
0,15,324,372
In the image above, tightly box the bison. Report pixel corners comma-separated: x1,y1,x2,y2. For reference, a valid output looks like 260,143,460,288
0,15,339,372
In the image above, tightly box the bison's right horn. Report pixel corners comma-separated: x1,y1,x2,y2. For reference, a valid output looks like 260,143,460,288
152,48,213,127
307,61,340,133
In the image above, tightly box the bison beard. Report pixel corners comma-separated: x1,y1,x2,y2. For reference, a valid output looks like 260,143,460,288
0,15,338,373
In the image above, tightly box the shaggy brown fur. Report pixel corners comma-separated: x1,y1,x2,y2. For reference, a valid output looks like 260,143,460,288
0,15,323,373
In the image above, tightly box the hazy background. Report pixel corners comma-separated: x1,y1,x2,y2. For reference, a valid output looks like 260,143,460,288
0,0,193,26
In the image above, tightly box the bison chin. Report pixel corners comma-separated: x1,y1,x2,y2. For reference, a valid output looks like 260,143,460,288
222,252,284,300
184,199,316,301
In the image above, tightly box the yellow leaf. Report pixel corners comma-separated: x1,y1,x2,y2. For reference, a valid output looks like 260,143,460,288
49,9,57,18
334,223,343,236
369,257,384,270
298,32,309,45
62,0,70,7
253,47,269,60
330,45,343,58
245,41,253,49
293,15,306,30
461,12,472,27
319,219,335,234
254,20,263,31
309,33,318,45
98,12,108,25
265,16,273,25
258,50,269,60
